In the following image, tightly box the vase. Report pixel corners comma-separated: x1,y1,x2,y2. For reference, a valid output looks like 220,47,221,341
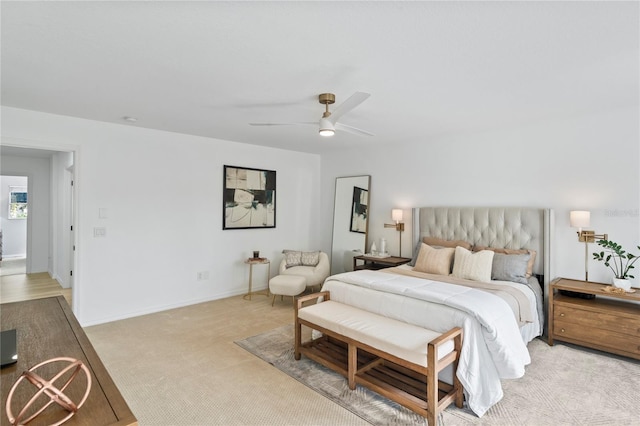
380,238,387,256
612,278,631,291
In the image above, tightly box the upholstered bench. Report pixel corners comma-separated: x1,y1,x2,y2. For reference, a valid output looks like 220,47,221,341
295,291,463,425
269,275,306,306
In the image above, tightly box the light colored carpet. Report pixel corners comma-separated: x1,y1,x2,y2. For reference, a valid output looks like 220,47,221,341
238,325,640,425
85,295,370,426
0,257,26,276
85,295,640,426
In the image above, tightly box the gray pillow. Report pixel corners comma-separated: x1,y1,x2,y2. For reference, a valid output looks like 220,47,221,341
301,251,320,266
282,250,320,268
408,240,424,266
491,253,530,284
283,251,302,268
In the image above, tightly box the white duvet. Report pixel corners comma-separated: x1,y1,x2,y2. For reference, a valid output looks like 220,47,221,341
321,269,536,417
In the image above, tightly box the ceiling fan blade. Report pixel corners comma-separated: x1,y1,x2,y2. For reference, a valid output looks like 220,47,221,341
328,92,371,124
249,122,316,127
335,122,375,137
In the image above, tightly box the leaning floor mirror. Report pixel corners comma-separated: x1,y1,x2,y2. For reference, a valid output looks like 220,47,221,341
330,175,370,274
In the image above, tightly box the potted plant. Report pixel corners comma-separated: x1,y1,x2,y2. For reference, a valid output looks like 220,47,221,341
592,239,640,290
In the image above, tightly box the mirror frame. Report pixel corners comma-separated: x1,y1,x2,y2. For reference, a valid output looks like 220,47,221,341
330,175,371,274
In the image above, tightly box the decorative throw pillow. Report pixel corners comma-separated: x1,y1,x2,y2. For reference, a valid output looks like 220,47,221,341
283,251,302,268
409,237,472,267
452,246,494,282
301,251,320,267
473,246,537,277
423,237,472,250
491,253,530,284
413,243,455,275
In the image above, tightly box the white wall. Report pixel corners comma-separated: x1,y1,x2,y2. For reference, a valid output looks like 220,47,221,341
0,159,51,272
0,175,28,257
2,106,321,326
321,106,640,287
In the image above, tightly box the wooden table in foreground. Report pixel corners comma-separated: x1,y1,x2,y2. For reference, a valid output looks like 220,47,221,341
548,278,640,360
1,296,137,425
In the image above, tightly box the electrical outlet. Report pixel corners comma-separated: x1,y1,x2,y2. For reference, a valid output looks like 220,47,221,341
197,271,209,281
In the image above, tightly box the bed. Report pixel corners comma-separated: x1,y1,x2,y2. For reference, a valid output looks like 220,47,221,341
321,207,554,417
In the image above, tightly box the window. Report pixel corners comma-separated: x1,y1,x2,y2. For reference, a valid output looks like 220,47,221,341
8,186,27,219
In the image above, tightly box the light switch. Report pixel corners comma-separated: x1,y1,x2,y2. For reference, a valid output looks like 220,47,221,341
99,208,108,219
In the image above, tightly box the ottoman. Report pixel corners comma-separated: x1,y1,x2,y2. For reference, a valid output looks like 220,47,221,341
269,275,306,306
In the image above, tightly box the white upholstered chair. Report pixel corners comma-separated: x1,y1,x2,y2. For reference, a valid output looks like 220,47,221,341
278,251,330,291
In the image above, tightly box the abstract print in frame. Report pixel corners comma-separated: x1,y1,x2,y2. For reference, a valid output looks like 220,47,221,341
350,186,367,233
223,165,276,229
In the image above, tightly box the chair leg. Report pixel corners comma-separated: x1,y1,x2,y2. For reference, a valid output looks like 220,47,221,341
271,295,276,306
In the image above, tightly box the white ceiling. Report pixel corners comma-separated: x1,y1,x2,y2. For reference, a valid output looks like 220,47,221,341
1,1,638,155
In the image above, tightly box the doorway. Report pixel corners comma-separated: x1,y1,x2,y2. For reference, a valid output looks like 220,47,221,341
0,175,28,276
0,146,76,308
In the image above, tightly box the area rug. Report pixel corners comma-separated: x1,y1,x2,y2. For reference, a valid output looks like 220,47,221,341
236,325,640,426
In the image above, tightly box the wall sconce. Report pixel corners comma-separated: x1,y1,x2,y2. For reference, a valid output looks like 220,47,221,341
570,210,608,281
384,209,405,257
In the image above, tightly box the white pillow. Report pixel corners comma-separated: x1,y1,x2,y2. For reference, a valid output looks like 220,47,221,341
452,246,494,282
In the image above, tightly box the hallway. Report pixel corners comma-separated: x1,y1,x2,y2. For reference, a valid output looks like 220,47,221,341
0,271,71,305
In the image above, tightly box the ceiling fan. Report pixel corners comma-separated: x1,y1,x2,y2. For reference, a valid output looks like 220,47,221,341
249,92,374,137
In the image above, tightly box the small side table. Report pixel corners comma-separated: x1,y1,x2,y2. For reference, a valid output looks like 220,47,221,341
243,258,270,300
353,255,412,271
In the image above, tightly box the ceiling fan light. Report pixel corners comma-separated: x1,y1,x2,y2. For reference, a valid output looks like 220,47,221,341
319,128,335,137
319,118,335,137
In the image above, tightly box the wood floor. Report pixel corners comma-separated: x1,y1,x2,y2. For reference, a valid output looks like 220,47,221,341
0,272,72,305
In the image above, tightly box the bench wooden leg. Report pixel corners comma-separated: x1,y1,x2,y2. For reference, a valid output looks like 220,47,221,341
294,318,302,360
348,343,357,390
453,332,464,408
427,341,438,426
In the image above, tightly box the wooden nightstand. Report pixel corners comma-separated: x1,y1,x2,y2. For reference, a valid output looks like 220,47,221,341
353,255,411,271
548,277,640,360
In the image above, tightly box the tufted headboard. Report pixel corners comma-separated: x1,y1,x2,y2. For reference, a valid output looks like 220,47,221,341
412,207,554,289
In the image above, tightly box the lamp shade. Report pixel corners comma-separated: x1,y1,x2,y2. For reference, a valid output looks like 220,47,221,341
391,209,403,222
570,210,590,228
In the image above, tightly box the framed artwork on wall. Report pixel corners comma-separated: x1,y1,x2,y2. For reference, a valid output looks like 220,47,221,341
223,165,276,229
350,186,368,233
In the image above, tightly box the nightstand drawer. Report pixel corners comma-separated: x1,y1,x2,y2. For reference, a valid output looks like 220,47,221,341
554,320,640,356
554,304,640,337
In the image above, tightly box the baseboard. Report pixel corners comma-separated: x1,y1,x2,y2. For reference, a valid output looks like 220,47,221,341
79,288,253,327
52,273,71,289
